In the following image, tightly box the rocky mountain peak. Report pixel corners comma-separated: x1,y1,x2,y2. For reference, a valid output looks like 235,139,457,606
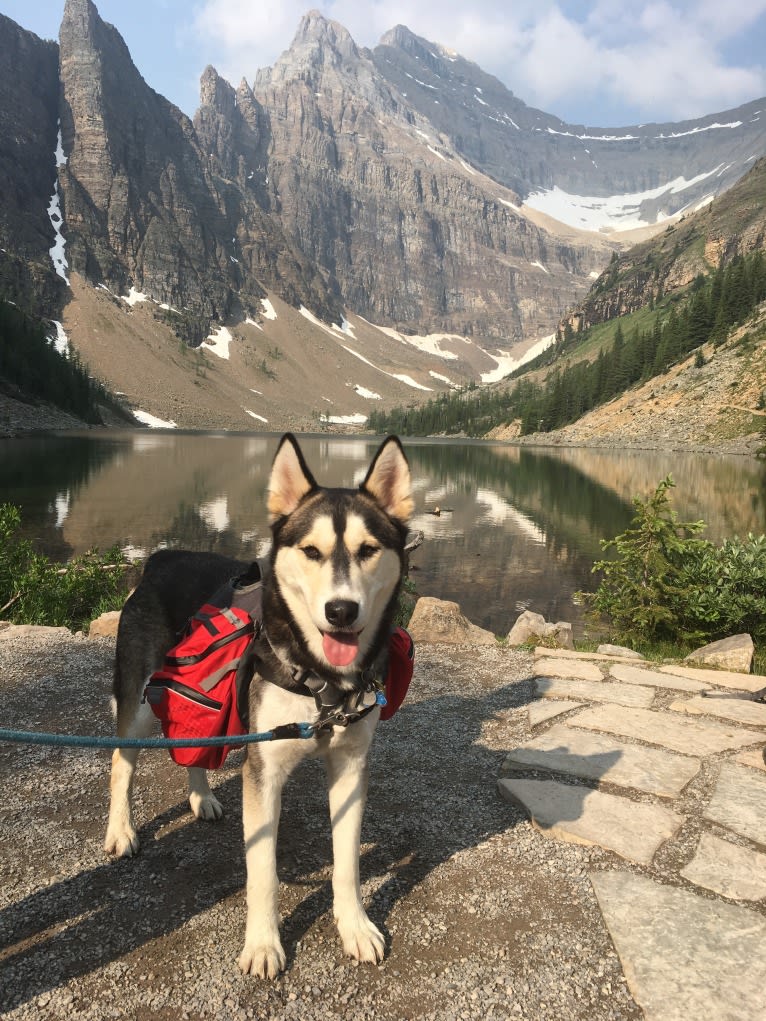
377,24,448,74
60,0,133,71
263,9,359,84
198,65,236,116
378,24,422,53
294,10,358,55
60,0,97,39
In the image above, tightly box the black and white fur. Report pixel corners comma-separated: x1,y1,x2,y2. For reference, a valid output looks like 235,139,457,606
104,433,413,977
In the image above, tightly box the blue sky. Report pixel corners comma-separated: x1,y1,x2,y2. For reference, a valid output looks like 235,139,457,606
3,0,766,127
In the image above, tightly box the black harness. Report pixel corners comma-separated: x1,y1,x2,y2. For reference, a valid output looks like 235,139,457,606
301,673,384,730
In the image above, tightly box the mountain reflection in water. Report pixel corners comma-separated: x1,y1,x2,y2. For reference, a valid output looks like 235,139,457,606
1,431,764,638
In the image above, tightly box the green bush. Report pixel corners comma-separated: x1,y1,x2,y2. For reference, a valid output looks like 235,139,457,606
0,504,134,632
581,477,766,646
680,534,766,644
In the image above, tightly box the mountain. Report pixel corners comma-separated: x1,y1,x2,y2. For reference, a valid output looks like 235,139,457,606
200,13,607,345
372,24,766,227
1,1,765,432
57,0,339,331
0,13,62,314
571,156,766,328
376,156,766,454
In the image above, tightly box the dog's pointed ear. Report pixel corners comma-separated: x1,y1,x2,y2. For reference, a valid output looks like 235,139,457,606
268,433,318,522
361,436,414,525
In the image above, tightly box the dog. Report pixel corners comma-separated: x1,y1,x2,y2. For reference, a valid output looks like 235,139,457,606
104,432,413,977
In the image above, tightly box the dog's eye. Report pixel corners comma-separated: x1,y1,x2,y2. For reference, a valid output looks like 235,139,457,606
301,545,323,561
358,543,379,561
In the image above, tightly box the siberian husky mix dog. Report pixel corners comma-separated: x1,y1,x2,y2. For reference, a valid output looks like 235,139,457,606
104,433,413,977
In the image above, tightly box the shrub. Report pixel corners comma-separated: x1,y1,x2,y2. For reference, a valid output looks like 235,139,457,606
581,477,766,646
0,503,134,632
680,534,766,644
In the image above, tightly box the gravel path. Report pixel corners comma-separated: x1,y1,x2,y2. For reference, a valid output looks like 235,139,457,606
0,629,641,1020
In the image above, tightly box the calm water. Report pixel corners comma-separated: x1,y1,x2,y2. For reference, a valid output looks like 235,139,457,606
1,431,764,637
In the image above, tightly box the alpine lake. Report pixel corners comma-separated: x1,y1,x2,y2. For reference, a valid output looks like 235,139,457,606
2,430,765,639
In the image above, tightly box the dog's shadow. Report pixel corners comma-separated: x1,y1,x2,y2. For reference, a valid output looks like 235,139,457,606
0,673,615,1009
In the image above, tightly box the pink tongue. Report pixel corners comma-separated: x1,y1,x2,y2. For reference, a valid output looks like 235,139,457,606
322,631,360,667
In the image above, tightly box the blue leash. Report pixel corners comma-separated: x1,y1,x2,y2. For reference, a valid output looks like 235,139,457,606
0,723,316,749
0,691,387,751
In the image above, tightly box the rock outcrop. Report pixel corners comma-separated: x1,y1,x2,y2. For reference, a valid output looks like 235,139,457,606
407,596,496,645
685,634,755,674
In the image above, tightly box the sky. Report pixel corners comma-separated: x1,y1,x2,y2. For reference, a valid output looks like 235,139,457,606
3,0,766,128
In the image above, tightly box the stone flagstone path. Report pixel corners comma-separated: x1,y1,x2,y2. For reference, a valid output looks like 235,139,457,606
498,648,766,1021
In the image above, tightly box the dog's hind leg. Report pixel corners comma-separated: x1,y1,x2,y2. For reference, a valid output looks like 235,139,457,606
104,697,155,857
187,767,223,821
325,741,385,964
105,586,164,858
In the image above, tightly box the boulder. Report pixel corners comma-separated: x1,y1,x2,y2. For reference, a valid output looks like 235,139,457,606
685,634,754,673
507,610,547,646
89,610,121,639
597,644,645,660
407,597,496,645
507,611,574,650
547,621,575,651
0,623,71,639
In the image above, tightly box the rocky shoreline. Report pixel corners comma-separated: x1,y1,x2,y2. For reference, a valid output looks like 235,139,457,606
0,391,90,438
1,389,761,459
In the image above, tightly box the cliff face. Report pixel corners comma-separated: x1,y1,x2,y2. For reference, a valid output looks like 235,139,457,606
59,0,222,309
248,13,606,343
56,0,339,326
192,66,341,323
0,15,64,314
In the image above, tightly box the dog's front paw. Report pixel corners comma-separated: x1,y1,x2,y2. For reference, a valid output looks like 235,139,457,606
337,912,386,964
189,790,223,821
238,940,287,979
104,823,140,857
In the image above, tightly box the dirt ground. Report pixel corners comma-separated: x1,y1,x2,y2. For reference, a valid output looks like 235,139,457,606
0,630,641,1020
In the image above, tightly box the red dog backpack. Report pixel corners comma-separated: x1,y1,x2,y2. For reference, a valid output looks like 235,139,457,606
380,626,414,720
143,563,264,769
144,561,415,768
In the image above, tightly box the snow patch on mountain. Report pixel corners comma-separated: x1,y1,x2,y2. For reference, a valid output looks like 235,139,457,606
49,321,69,356
377,326,465,360
133,410,178,429
202,326,234,359
480,333,556,383
524,165,724,232
260,298,278,320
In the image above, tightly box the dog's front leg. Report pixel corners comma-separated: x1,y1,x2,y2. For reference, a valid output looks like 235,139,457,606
325,745,385,964
238,754,287,978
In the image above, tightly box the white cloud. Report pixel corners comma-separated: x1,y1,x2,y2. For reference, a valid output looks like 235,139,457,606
191,0,766,126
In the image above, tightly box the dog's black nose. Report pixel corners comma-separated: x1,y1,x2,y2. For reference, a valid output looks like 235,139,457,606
325,599,359,628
